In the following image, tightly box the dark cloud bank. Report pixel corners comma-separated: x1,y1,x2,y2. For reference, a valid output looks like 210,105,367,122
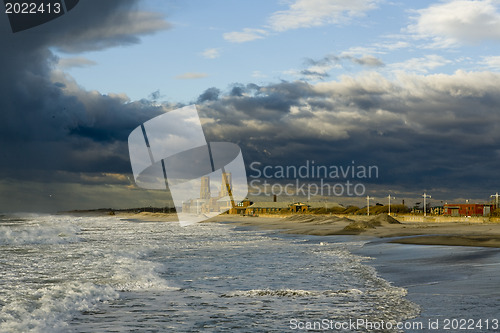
0,0,170,211
198,72,500,203
1,1,499,211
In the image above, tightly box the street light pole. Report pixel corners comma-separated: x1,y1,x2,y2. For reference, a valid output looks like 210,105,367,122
491,192,499,209
367,195,374,216
387,195,395,215
422,193,431,217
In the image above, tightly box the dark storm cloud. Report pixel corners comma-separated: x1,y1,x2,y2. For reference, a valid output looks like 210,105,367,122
2,0,499,212
197,87,221,103
149,89,162,101
0,0,170,186
2,0,170,53
229,84,245,97
197,71,500,199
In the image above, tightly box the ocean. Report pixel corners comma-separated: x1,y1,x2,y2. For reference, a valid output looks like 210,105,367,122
0,214,498,332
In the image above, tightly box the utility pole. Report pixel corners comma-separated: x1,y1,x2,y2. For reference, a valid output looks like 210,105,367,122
491,192,499,209
387,195,395,215
422,193,431,217
366,195,374,216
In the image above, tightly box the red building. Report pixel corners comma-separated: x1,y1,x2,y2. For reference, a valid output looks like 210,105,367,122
443,204,493,217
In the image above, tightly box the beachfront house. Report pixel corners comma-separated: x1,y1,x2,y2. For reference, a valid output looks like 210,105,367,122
245,201,344,215
245,202,292,215
443,203,494,217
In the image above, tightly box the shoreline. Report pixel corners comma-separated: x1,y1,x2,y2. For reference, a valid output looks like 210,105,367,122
111,211,500,248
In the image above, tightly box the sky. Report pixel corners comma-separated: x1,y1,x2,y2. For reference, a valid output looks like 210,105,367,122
2,0,500,212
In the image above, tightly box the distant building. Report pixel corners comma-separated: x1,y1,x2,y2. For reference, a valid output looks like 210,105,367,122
290,202,308,213
431,206,444,215
200,176,211,199
245,201,343,215
182,172,234,214
443,203,493,217
245,202,292,215
229,198,253,215
289,202,342,212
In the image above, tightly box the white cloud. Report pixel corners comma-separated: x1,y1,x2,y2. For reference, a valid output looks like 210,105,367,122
223,28,268,43
224,0,378,43
341,46,380,56
268,0,378,32
201,48,220,59
408,0,500,47
389,55,452,73
373,41,411,51
252,70,268,78
174,72,208,80
480,55,500,70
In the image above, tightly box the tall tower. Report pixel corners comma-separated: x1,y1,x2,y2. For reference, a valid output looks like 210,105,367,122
200,176,211,199
220,172,232,197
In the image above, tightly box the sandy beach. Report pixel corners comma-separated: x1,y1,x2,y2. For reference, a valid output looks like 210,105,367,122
117,212,500,248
